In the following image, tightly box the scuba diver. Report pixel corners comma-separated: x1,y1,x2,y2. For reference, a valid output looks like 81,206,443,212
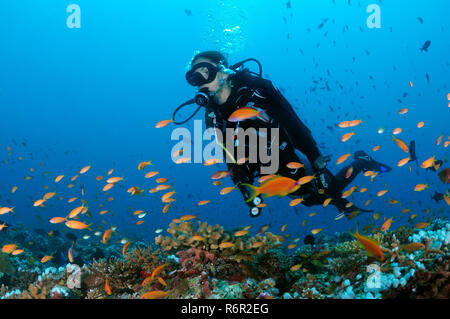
173,51,392,218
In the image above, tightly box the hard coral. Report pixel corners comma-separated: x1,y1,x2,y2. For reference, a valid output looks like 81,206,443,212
155,220,281,258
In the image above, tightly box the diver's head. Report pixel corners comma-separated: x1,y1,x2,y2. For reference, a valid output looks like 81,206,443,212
186,51,233,105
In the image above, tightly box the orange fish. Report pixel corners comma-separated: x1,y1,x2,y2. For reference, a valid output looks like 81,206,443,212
11,186,18,194
103,183,115,192
79,165,91,174
311,228,322,235
41,255,53,263
123,242,131,256
417,121,425,128
398,108,408,115
175,157,190,164
220,186,236,195
43,192,56,200
338,120,362,128
228,107,269,122
392,136,409,153
297,175,316,185
377,189,388,197
289,197,304,206
414,222,430,229
197,200,211,206
349,227,384,261
241,176,300,202
68,245,74,263
286,162,304,169
138,161,152,170
290,264,302,271
345,166,353,179
12,249,24,255
192,235,205,241
0,207,14,215
211,170,231,180
106,177,123,184
219,242,235,249
381,217,393,232
65,220,92,230
234,230,249,237
2,244,17,254
140,290,171,299
180,214,198,222
414,183,428,191
436,135,444,146
155,119,173,128
421,156,435,169
402,242,425,252
397,157,410,167
102,227,114,244
323,197,332,207
49,217,66,224
372,145,380,151
105,279,112,295
33,199,46,207
156,177,168,183
162,203,171,214
336,153,352,165
68,205,85,219
341,132,355,142
392,128,402,135
145,171,159,179
203,158,221,166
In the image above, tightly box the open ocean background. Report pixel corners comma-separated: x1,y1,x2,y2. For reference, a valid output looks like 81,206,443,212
0,0,448,244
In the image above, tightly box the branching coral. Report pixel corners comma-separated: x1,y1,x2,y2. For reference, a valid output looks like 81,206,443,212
155,220,281,257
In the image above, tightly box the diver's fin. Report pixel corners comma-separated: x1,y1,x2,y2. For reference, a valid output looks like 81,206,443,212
354,150,392,173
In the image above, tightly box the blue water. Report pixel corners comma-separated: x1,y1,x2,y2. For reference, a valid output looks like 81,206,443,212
0,0,449,244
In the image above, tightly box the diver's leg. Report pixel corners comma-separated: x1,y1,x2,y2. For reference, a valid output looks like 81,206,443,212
329,150,391,195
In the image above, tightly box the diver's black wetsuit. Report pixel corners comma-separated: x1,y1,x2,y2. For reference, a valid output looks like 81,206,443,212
205,69,391,217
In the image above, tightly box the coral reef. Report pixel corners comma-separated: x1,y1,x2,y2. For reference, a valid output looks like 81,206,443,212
1,218,449,299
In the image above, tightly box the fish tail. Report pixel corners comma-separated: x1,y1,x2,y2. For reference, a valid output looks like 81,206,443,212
87,223,93,231
240,183,258,203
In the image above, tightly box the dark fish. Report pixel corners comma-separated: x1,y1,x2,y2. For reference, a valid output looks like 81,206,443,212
425,73,430,84
184,9,193,16
417,17,423,23
420,40,431,52
438,168,450,184
286,1,291,9
304,234,315,246
431,191,444,202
